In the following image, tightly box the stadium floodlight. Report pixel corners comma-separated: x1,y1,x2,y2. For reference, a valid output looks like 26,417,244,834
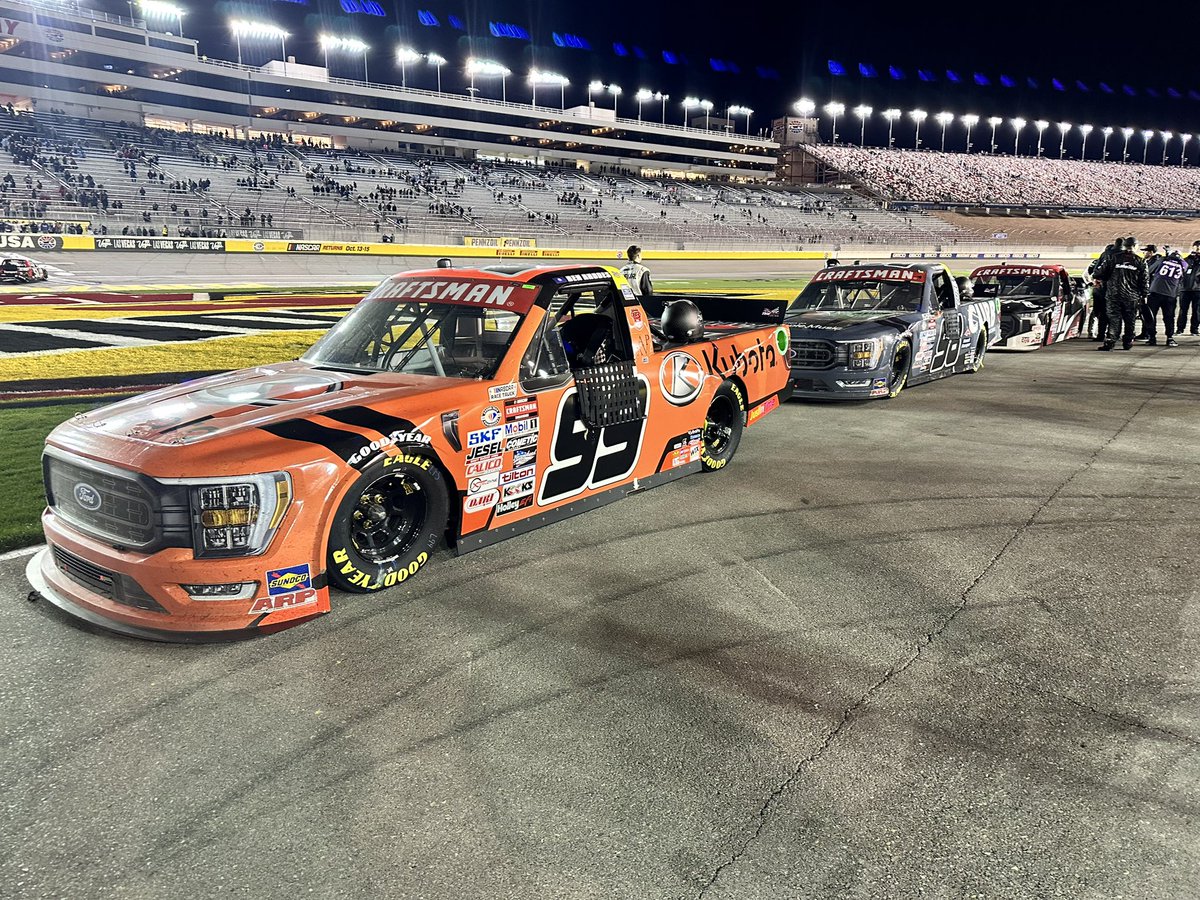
529,70,569,109
1181,133,1193,167
588,80,604,109
1121,126,1134,162
1010,117,1026,156
635,88,653,121
909,109,927,150
987,116,1002,153
699,98,713,131
824,101,845,143
137,0,185,37
426,52,446,93
229,20,288,73
1034,119,1049,156
961,114,979,152
882,108,901,148
1056,121,1071,158
394,46,420,87
608,83,622,117
1079,123,1093,159
320,36,369,82
728,104,754,135
1140,128,1155,164
1161,130,1174,165
466,57,511,101
852,104,872,146
682,96,700,126
935,111,954,152
794,97,816,117
1100,125,1113,160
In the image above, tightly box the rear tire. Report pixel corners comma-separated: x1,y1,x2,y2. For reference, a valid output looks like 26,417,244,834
886,340,911,398
968,329,988,373
326,454,448,593
700,381,745,472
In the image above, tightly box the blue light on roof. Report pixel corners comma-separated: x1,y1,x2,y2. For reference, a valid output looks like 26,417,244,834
859,62,877,78
448,15,464,29
888,65,905,80
756,65,780,80
633,46,646,59
552,32,590,49
340,0,385,13
1051,78,1065,91
945,69,961,83
1146,87,1160,98
1026,76,1038,89
489,21,530,39
973,72,989,86
1075,80,1089,92
1189,89,1200,101
711,58,727,72
613,42,628,56
1123,84,1137,96
417,9,439,26
1000,74,1015,87
918,69,935,82
828,59,846,76
1168,87,1182,99
1099,82,1113,94
662,50,679,65
728,61,740,74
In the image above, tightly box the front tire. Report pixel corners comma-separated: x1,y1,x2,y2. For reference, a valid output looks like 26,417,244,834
327,454,449,593
886,340,911,398
700,381,745,472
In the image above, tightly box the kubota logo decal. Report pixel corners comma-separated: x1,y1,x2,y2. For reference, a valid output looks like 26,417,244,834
658,351,705,406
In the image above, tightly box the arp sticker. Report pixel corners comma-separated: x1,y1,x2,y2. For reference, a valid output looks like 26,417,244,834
250,588,318,615
265,564,311,596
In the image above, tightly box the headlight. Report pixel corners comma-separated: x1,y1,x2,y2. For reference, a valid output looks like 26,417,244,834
187,472,292,558
843,338,883,369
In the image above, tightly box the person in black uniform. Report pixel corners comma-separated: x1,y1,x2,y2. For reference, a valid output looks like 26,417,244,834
1088,237,1122,340
1136,244,1161,339
1177,240,1200,336
1094,236,1149,351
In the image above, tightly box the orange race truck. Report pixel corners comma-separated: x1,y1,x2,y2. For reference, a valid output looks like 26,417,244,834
28,263,792,641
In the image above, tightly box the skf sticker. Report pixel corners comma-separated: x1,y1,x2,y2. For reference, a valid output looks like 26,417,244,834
488,383,519,402
468,426,502,447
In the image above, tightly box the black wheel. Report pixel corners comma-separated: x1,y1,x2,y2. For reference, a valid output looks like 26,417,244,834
968,329,988,373
886,340,911,398
700,381,746,472
327,454,448,593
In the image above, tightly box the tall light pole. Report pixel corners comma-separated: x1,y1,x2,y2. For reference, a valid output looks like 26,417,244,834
853,104,872,146
466,58,511,102
910,108,927,150
935,111,953,151
961,114,979,152
1011,117,1026,156
609,84,622,118
1101,126,1113,160
1121,127,1134,162
683,96,700,127
426,52,445,93
635,88,652,121
987,116,1002,153
137,0,185,37
883,108,900,148
588,80,603,109
1057,121,1071,158
794,98,816,120
230,20,289,73
1034,119,1049,156
658,92,669,124
699,98,713,130
1137,128,1156,165
395,46,420,88
320,36,368,82
529,70,569,109
1160,131,1173,165
824,101,845,143
1181,133,1193,167
1079,124,1093,160
728,104,753,135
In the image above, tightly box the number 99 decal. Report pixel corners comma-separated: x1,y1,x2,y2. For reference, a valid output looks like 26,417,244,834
538,376,649,506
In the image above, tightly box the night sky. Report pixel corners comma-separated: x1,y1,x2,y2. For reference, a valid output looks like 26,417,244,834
109,0,1198,152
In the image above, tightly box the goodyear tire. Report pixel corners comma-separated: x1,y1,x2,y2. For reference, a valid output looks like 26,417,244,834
968,329,988,373
701,381,746,473
886,340,911,398
327,453,449,593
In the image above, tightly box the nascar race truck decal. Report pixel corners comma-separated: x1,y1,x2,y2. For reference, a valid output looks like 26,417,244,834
785,264,1000,400
28,264,790,641
969,263,1088,351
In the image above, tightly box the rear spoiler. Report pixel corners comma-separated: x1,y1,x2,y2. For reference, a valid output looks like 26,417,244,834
641,293,787,326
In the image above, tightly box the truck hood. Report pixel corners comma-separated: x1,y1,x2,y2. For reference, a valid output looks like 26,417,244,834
54,361,462,452
787,309,915,338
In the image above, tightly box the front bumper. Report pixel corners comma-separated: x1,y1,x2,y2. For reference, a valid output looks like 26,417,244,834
789,366,891,401
996,319,1045,351
31,511,330,642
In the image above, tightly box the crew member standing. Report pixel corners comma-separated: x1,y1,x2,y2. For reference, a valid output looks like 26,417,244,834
1145,249,1188,347
1094,236,1149,351
620,244,654,298
1088,237,1122,340
1177,240,1200,336
1136,243,1162,339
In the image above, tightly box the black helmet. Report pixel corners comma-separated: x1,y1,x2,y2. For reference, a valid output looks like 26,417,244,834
662,299,704,343
955,275,974,299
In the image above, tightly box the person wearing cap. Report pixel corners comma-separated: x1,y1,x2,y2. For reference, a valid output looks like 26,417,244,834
1093,236,1149,351
1177,240,1200,336
620,244,654,298
1136,244,1162,339
1145,248,1188,347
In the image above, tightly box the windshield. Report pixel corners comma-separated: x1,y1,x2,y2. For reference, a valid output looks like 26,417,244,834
303,275,533,378
973,275,1056,299
788,279,924,317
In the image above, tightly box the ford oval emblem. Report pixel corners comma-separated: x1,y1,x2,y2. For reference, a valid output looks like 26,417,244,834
74,483,101,511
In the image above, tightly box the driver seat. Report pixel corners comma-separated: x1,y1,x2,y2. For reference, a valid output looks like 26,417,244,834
559,313,614,368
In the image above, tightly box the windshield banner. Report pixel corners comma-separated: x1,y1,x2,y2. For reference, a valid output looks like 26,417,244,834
370,277,536,314
972,265,1054,279
812,267,927,284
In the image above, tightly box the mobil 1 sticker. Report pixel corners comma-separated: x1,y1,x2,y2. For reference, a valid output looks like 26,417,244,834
503,419,538,438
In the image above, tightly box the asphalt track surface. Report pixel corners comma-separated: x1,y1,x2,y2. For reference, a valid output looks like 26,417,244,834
3,335,1199,898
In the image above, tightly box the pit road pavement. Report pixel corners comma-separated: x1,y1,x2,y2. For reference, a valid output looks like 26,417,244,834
2,338,1198,899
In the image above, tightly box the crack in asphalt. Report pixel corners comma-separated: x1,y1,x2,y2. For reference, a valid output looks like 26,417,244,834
689,355,1190,899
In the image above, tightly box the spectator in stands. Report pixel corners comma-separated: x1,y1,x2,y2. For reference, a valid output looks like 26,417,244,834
1094,236,1149,351
1144,249,1188,347
1177,241,1200,336
620,244,653,298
